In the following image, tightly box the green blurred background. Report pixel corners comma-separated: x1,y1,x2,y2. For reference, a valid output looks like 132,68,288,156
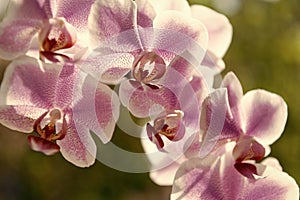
0,0,299,199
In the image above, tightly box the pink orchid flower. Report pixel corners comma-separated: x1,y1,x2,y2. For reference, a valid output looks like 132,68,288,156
82,0,214,149
83,0,209,83
171,142,299,200
0,56,119,167
147,0,233,71
138,56,214,185
0,0,95,61
199,72,287,177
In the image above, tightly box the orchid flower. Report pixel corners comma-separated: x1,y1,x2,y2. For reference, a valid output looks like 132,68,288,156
0,56,119,167
84,0,210,83
147,0,233,71
171,142,299,200
0,0,95,61
199,72,287,177
82,0,213,148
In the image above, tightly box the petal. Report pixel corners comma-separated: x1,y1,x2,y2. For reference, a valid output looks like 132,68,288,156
134,0,156,28
57,119,95,167
0,105,47,132
119,80,179,118
159,65,204,129
245,164,300,199
241,89,288,145
55,0,95,33
72,73,120,144
191,5,233,58
148,0,191,15
54,63,79,108
28,135,60,156
80,52,133,84
0,19,41,60
261,157,282,171
141,125,198,179
6,0,47,19
171,157,223,200
0,56,60,108
149,162,181,186
221,72,243,109
199,88,241,158
201,50,226,72
0,0,48,60
172,143,300,200
88,0,139,47
152,11,208,65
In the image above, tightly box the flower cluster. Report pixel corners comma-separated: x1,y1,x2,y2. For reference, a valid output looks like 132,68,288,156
0,0,298,199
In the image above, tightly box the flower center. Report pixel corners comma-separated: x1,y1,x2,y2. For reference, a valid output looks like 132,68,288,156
132,51,166,84
232,135,265,162
34,109,66,142
147,110,185,149
39,18,77,61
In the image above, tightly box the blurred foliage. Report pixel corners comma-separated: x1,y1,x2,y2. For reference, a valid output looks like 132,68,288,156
0,0,299,199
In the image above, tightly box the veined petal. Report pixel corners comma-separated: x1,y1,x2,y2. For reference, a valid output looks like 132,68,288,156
80,52,133,84
0,105,47,132
54,62,79,109
199,88,241,158
119,80,179,118
0,0,49,60
6,0,47,20
148,0,191,15
171,143,299,200
88,0,138,47
221,72,243,125
0,56,60,108
57,119,95,167
241,89,288,145
245,164,299,199
134,0,156,28
171,157,222,200
0,19,41,60
221,72,243,109
72,74,120,144
152,11,208,65
55,0,95,33
191,5,233,58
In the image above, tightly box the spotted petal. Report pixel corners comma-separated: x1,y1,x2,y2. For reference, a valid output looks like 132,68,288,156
88,0,139,48
72,74,120,144
171,143,299,200
119,80,179,118
151,11,208,65
55,0,95,33
0,0,48,60
57,119,96,167
0,105,46,132
0,56,60,108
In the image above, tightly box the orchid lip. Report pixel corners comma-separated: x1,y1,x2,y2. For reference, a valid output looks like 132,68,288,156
39,18,77,57
147,110,185,149
33,109,67,143
132,51,167,84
